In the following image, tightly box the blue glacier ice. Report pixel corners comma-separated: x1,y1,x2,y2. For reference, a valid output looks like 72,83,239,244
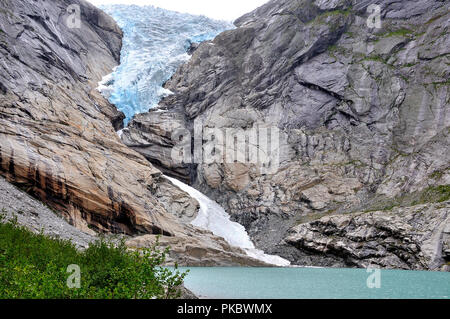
98,5,233,126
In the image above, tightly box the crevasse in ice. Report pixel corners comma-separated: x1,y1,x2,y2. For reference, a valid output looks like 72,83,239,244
98,5,233,126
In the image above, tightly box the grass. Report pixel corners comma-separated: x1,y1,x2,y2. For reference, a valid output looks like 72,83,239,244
309,8,352,26
362,184,450,213
362,55,388,64
323,8,352,18
380,28,413,38
344,31,355,38
430,170,447,180
403,62,418,68
425,13,447,25
421,185,450,203
0,211,188,299
430,79,450,87
327,44,349,59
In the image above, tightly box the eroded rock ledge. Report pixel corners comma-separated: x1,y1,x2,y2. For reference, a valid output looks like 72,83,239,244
285,202,450,271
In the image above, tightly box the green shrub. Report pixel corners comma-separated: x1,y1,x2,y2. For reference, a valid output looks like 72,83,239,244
0,213,188,299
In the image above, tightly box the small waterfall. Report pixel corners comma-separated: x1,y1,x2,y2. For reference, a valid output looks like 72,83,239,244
166,177,291,267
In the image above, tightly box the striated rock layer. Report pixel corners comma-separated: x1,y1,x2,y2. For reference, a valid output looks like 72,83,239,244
0,0,267,266
285,201,450,271
123,0,450,269
0,175,96,249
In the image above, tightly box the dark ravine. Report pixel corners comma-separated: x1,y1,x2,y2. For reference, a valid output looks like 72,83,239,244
0,0,270,267
122,0,450,270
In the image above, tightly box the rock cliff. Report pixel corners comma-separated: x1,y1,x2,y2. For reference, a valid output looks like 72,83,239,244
0,0,266,266
285,201,450,270
123,0,450,269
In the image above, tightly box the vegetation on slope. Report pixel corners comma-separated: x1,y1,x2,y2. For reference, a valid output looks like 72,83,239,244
0,211,188,299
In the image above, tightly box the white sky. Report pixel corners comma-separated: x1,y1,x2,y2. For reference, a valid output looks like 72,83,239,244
87,0,268,21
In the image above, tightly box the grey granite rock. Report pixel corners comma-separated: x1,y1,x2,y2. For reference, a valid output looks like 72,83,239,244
285,201,450,270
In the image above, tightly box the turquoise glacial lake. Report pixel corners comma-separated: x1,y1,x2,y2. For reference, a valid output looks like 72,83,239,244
174,267,450,299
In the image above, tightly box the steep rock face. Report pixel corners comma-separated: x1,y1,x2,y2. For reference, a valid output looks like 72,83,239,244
123,0,449,269
121,110,195,184
0,0,173,235
0,0,268,266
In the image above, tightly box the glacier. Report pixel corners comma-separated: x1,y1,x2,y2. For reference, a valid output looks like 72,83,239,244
98,5,233,126
98,5,289,266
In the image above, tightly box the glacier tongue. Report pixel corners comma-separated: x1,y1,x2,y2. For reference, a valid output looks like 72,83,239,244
98,4,233,126
166,177,291,267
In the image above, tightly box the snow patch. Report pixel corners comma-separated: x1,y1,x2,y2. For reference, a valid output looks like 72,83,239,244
166,176,291,267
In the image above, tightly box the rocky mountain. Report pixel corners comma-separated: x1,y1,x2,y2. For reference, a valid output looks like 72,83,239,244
0,0,267,266
122,0,450,270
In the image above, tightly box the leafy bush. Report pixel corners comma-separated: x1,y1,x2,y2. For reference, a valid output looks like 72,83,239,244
0,212,188,299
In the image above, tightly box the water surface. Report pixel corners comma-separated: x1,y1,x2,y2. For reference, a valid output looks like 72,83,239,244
176,267,450,299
